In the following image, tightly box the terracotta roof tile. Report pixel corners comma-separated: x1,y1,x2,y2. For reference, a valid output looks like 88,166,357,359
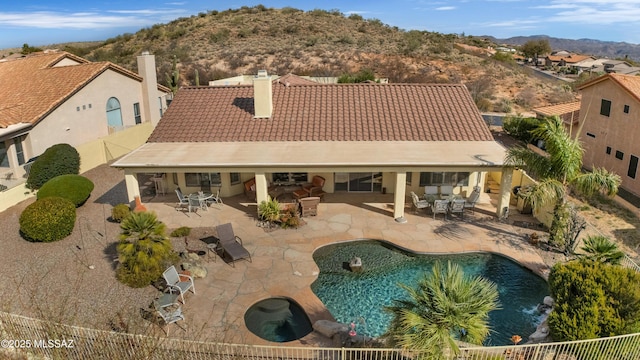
148,82,494,143
578,73,640,104
0,51,147,129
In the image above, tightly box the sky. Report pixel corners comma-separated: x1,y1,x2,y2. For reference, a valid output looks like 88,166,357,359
1,0,640,49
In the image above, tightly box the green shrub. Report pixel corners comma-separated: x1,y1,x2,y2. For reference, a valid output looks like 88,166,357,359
548,259,640,341
26,144,80,190
258,197,280,223
20,197,76,242
111,203,131,223
170,226,191,237
36,174,94,207
502,116,542,143
116,211,178,288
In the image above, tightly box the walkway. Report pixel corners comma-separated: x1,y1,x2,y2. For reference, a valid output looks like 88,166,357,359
142,191,549,346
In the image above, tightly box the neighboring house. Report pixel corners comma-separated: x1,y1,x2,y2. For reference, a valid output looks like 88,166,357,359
0,50,171,190
544,53,594,69
577,73,640,200
533,101,582,138
602,60,640,75
209,73,338,86
113,71,513,222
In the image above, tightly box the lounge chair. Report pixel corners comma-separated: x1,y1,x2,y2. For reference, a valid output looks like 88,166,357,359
162,265,195,304
215,223,252,267
299,196,320,217
410,191,430,214
432,199,449,220
464,186,481,213
449,199,466,219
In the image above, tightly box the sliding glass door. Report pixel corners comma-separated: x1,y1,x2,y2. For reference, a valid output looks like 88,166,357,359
334,172,382,192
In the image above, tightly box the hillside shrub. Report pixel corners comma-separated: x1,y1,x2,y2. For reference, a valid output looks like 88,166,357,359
26,144,80,190
548,259,640,341
20,197,76,242
36,174,94,207
170,226,191,237
111,203,132,223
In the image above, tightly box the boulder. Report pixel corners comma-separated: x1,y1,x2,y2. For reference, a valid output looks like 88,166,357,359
543,296,555,307
314,320,348,338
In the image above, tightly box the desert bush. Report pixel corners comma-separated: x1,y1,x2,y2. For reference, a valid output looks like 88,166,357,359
36,174,94,207
117,211,178,288
502,116,541,143
548,259,640,341
20,197,76,242
170,226,191,237
26,143,80,190
258,197,281,224
111,203,131,223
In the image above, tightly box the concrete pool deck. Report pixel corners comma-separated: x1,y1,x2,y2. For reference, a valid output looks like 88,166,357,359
141,191,549,346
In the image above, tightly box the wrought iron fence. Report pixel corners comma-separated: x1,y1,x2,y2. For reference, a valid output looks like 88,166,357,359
2,311,640,360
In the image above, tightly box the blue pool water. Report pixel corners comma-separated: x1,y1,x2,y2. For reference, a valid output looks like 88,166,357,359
311,240,549,346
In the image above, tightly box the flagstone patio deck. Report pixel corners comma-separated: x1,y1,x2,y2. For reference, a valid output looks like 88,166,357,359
140,190,548,346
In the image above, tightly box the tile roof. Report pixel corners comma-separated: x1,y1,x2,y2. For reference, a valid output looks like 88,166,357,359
0,51,145,129
148,82,494,143
276,73,319,86
578,73,640,104
533,101,581,124
546,54,593,64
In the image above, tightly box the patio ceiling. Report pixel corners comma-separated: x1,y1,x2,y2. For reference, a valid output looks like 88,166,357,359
112,140,508,172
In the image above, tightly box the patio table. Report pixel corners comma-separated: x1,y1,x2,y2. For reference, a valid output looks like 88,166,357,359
189,192,213,211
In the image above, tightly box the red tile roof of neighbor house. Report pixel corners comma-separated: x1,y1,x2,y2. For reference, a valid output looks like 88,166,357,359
533,102,581,124
578,73,640,103
148,82,494,143
0,51,161,129
546,54,593,64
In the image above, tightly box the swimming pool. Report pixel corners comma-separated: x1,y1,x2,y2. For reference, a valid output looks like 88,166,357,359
311,240,549,346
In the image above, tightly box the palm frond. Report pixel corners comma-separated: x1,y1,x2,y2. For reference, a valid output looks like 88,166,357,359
573,167,621,197
505,146,552,179
518,178,565,211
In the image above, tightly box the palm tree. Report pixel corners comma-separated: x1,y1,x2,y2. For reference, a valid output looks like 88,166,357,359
580,235,625,265
505,116,620,249
384,261,500,358
116,211,177,287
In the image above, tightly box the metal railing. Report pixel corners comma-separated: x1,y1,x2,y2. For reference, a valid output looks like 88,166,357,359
2,311,640,360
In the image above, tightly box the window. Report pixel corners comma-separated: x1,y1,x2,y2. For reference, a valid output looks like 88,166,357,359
106,97,123,130
600,99,611,117
133,103,142,124
230,172,240,185
185,172,221,187
13,137,25,165
606,146,612,155
0,141,8,167
406,172,412,185
419,172,469,187
586,132,596,138
272,172,308,183
616,150,624,160
628,155,638,179
624,104,630,114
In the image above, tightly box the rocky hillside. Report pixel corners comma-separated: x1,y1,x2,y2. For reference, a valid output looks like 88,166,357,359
17,6,580,114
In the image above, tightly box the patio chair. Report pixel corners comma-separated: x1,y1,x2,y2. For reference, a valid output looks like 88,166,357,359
215,223,252,267
162,265,195,304
153,298,185,336
410,191,430,214
188,195,201,213
175,188,189,210
302,175,326,197
449,199,466,219
432,199,449,220
200,180,211,193
299,196,321,217
464,186,481,213
440,185,453,198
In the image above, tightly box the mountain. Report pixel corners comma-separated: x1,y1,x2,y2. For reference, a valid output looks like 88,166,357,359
488,35,640,61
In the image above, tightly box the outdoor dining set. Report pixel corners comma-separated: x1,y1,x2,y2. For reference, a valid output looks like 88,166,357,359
174,187,223,213
410,185,481,219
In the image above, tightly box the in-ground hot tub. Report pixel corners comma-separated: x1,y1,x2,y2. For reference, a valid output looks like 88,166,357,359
244,297,313,342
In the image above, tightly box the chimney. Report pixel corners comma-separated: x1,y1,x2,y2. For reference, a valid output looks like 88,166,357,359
136,51,161,127
253,70,272,118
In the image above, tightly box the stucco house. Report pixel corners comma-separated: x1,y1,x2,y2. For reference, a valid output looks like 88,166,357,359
112,71,513,222
0,50,171,191
577,73,640,202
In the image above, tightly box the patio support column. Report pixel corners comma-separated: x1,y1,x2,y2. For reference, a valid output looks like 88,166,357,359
496,167,514,219
254,172,269,206
124,169,140,203
393,172,407,223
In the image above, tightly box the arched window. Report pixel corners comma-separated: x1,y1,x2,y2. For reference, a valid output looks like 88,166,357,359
106,97,123,130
